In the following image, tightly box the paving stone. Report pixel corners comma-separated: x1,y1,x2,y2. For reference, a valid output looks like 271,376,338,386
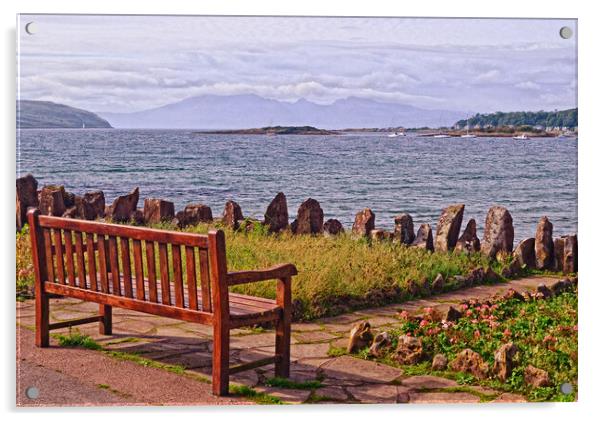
408,391,481,404
260,363,319,383
293,330,338,343
255,386,312,404
361,316,399,328
231,369,260,387
237,346,275,363
400,375,459,389
314,386,348,402
231,332,278,348
159,351,213,369
292,322,324,332
320,356,403,385
113,318,160,334
347,384,405,403
494,393,528,403
291,342,330,359
49,310,96,321
330,337,349,349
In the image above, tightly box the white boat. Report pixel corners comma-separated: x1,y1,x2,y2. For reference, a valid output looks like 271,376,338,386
433,134,450,138
461,134,477,138
387,131,406,138
513,133,530,140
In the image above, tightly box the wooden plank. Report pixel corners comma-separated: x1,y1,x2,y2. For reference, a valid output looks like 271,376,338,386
158,243,171,305
96,236,109,293
73,231,87,289
38,215,209,248
27,209,49,347
199,248,212,312
120,237,133,298
132,240,145,301
63,230,76,286
42,229,55,283
108,236,120,295
185,246,198,311
172,245,184,308
229,356,279,375
229,310,282,329
48,315,103,330
275,276,292,377
86,234,98,292
229,292,277,305
146,241,158,303
52,230,65,285
208,230,230,396
44,282,213,325
227,263,297,286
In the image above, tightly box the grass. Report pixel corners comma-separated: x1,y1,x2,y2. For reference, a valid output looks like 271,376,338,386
351,288,578,402
264,376,323,390
16,220,527,320
54,330,103,350
229,385,284,404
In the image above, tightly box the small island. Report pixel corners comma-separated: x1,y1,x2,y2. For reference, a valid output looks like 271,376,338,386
197,126,338,136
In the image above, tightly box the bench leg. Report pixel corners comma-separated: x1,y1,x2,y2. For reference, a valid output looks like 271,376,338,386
275,277,291,378
212,322,230,396
35,292,49,348
99,304,112,335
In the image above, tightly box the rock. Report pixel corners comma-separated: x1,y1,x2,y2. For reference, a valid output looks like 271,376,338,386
370,229,392,241
535,216,554,270
536,283,553,299
39,185,67,217
503,288,525,302
502,258,522,278
563,234,578,274
449,349,489,380
323,219,344,236
431,354,448,371
513,238,536,269
493,343,518,381
406,279,421,296
131,209,145,225
431,273,444,293
290,219,298,234
143,198,175,224
347,321,373,353
240,218,264,233
394,213,415,244
444,306,462,322
412,223,434,251
524,365,550,387
455,218,480,253
222,200,244,229
434,204,465,252
553,237,565,272
81,191,105,220
294,198,324,235
62,206,79,219
394,335,423,365
550,279,571,295
110,187,139,222
175,204,213,228
352,208,375,238
466,267,486,285
481,206,514,260
369,332,391,357
16,174,39,229
485,267,502,283
264,192,289,233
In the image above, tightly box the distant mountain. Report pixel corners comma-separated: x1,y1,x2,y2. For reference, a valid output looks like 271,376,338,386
99,94,466,129
17,100,112,129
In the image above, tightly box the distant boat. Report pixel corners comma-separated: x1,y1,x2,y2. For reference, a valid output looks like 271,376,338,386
433,134,450,138
387,131,406,138
461,134,477,138
513,133,530,140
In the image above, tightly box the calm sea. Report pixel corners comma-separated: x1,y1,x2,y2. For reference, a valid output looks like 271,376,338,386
17,129,578,241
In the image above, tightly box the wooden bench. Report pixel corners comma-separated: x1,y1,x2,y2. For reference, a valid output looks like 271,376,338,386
27,208,297,396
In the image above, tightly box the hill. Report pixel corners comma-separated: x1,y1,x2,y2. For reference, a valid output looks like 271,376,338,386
17,100,112,129
455,109,577,129
100,94,466,130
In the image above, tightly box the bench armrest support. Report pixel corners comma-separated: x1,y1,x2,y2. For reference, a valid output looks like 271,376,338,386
227,263,297,286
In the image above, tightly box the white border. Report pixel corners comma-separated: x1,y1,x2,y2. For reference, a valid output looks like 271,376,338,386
2,1,600,420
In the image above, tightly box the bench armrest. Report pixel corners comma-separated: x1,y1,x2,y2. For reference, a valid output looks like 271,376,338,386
227,263,297,286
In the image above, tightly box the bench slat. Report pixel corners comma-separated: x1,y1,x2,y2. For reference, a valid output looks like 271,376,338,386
158,243,171,305
185,246,198,311
172,245,184,308
52,230,66,285
86,234,98,292
38,215,209,248
74,232,87,289
146,241,158,303
64,231,76,286
120,237,133,298
132,240,145,301
199,248,212,312
97,236,109,293
42,229,55,283
108,236,120,295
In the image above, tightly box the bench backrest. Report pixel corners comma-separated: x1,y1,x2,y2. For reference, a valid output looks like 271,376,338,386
27,209,228,314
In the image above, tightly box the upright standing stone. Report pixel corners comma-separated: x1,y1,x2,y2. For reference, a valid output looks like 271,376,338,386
294,198,324,235
323,219,345,236
352,208,375,238
513,238,536,269
481,206,514,259
264,192,289,233
110,187,140,222
38,185,67,217
412,223,434,251
553,237,565,272
16,174,39,229
222,200,244,229
143,198,175,224
434,204,465,252
455,218,480,253
535,216,554,270
82,191,106,220
562,234,578,274
175,204,213,228
394,213,415,244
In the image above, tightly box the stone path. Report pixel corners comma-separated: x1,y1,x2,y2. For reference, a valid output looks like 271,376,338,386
16,275,560,405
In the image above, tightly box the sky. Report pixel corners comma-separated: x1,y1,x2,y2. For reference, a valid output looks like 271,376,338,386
17,15,577,114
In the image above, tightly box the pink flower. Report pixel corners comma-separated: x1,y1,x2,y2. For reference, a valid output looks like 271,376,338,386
503,329,512,338
474,330,481,338
465,309,473,316
399,310,410,320
420,319,429,328
461,304,469,311
471,319,479,324
573,325,578,331
424,307,433,314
